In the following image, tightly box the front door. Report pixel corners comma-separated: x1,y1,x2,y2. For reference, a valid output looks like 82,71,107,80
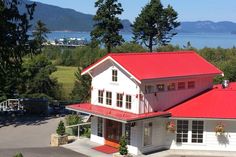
105,119,122,148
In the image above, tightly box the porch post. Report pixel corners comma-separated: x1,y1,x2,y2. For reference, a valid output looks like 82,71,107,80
78,125,80,138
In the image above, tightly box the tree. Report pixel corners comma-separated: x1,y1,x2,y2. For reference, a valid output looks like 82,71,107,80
18,54,61,100
0,0,36,100
132,0,180,52
56,120,66,136
119,136,128,155
32,20,50,53
90,0,124,53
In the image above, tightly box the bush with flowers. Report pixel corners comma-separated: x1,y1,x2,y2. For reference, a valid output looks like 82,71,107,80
166,121,176,133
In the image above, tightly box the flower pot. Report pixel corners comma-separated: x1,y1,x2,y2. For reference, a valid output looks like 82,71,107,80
50,133,68,146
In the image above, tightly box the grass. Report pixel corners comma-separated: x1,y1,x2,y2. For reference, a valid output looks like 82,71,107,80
51,66,78,99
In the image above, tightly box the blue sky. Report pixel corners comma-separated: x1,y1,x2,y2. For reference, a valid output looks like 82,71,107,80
33,0,236,22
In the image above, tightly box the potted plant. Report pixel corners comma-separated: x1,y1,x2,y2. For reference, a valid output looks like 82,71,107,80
166,121,176,133
113,136,132,157
13,153,23,157
215,122,225,135
51,120,68,146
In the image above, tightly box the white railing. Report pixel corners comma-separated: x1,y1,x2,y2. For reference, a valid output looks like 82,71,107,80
0,99,23,112
66,122,91,137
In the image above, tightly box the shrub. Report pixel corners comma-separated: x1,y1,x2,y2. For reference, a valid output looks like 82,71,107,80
119,136,128,155
56,120,65,136
65,114,82,136
14,153,23,157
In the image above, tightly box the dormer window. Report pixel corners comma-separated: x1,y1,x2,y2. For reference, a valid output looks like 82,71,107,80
112,69,118,82
157,84,165,92
167,83,176,91
188,81,195,89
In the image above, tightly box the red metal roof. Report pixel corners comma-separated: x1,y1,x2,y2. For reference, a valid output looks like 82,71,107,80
82,51,222,81
67,103,170,122
167,82,236,119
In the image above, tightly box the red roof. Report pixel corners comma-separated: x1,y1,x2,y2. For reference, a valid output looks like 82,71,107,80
82,51,222,82
168,82,236,119
67,103,170,122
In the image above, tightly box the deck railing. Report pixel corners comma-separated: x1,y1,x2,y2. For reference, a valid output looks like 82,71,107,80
0,99,23,112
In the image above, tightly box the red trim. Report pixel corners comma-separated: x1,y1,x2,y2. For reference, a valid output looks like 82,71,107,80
67,103,170,122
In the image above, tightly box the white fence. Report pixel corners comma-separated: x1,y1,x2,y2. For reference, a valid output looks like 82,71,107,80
0,99,23,112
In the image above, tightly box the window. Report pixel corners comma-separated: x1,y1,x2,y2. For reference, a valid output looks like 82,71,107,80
126,95,132,109
97,117,103,137
167,83,176,91
98,90,104,104
156,84,165,92
106,91,112,105
144,122,152,146
178,82,185,90
188,81,195,89
145,85,155,93
112,69,118,82
192,121,204,143
116,93,123,107
125,123,131,145
176,120,188,143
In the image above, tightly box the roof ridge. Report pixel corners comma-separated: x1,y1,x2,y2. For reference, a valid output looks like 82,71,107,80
109,51,196,56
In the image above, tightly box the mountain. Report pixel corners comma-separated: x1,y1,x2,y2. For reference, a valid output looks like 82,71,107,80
26,1,236,33
177,21,236,33
26,0,132,32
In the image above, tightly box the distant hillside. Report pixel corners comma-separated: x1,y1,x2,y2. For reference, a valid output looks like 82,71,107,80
26,0,132,32
177,21,236,33
26,1,236,33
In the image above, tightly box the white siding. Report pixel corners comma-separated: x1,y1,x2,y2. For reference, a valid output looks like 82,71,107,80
140,76,214,113
90,116,105,145
90,60,140,114
167,119,236,151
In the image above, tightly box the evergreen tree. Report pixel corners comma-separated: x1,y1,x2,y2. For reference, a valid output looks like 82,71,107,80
32,20,50,53
132,0,180,52
119,136,128,155
56,120,66,136
13,153,23,157
0,0,36,100
90,0,124,53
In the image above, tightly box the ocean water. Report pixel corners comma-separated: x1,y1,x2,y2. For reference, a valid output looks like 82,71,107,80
47,31,236,49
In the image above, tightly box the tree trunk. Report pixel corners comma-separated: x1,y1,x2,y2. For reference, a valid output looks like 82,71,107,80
149,36,153,52
107,44,111,53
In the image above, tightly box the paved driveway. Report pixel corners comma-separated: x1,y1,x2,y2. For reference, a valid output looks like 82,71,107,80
0,116,62,148
0,147,87,157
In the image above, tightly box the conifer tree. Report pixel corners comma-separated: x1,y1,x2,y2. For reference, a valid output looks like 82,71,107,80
132,0,180,52
90,0,124,53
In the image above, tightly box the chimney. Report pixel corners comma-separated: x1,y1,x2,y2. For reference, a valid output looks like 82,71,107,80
222,80,229,88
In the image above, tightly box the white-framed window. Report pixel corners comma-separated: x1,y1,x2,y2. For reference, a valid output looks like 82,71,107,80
144,122,152,146
156,84,165,92
167,83,176,91
98,90,104,104
97,117,103,137
145,85,155,93
192,121,204,143
106,91,112,105
176,120,188,143
125,95,132,109
112,69,118,82
116,93,123,108
188,81,195,89
178,82,185,90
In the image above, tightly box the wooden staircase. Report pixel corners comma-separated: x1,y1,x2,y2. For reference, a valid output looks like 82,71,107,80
0,99,23,112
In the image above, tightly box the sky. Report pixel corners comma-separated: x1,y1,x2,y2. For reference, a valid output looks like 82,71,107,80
33,0,236,22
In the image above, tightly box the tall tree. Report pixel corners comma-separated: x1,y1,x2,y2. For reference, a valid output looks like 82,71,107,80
0,0,36,100
90,0,124,53
132,0,180,52
33,20,50,53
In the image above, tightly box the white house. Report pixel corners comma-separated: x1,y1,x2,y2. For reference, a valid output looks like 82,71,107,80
67,51,236,155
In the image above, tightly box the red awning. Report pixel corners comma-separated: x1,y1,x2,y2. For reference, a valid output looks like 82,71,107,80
67,103,170,123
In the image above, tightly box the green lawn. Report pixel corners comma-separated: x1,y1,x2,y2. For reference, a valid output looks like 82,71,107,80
51,66,78,99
